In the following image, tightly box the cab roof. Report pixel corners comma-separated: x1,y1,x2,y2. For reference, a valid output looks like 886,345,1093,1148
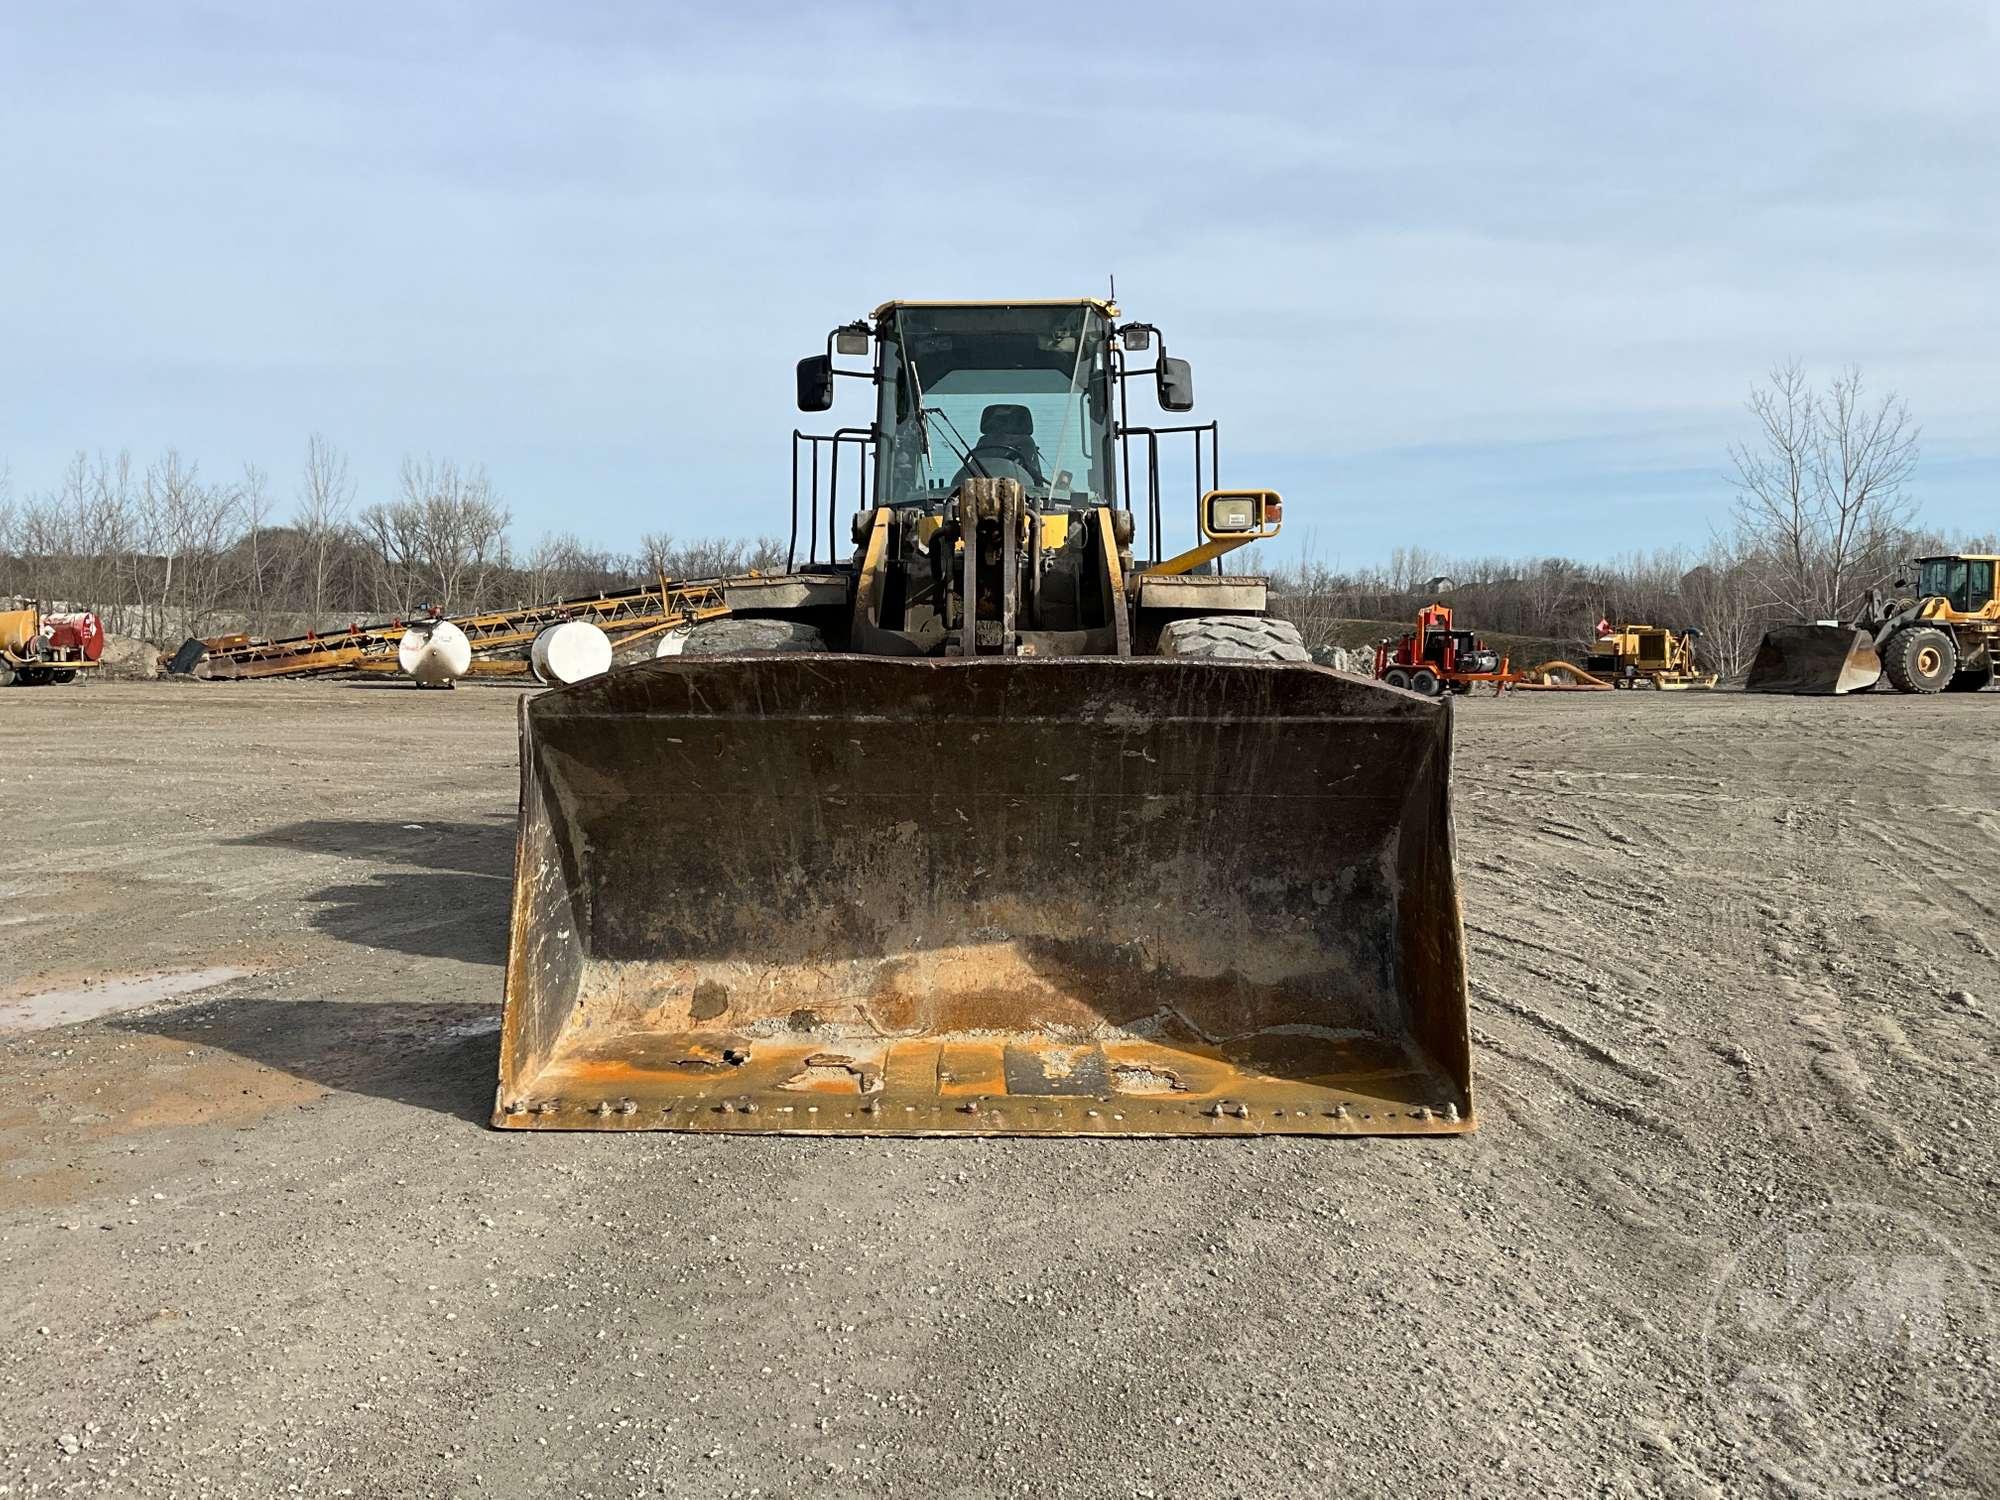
870,297,1120,321
1918,553,2000,563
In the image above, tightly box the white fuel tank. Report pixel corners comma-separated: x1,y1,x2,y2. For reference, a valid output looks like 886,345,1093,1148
398,619,472,686
531,621,613,684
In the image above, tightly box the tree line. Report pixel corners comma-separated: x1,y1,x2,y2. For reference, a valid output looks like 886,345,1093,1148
0,364,1958,671
0,435,784,643
1268,363,1947,675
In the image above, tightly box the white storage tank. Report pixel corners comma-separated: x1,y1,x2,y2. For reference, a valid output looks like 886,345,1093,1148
397,619,472,686
532,620,613,684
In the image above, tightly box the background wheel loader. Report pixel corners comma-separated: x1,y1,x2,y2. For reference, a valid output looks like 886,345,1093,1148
498,299,1472,1137
1746,554,2000,695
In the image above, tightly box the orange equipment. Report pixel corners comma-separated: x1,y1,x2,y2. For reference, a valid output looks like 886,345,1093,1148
1,605,104,686
1373,603,1516,697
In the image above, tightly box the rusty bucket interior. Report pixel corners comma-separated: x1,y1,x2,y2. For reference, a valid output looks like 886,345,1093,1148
1745,624,1882,695
497,656,1472,1137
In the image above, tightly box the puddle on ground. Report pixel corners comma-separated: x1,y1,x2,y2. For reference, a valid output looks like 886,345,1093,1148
0,967,254,1033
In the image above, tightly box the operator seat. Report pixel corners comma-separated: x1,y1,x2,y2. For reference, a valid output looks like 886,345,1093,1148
952,404,1047,489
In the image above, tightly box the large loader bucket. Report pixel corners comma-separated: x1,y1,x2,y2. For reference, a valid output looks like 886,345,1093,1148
1744,625,1882,695
497,656,1472,1137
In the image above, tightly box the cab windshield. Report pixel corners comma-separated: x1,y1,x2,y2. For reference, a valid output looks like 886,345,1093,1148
875,304,1113,508
1918,557,1994,612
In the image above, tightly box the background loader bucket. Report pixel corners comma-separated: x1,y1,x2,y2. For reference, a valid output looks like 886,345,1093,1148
497,656,1472,1137
1744,625,1882,695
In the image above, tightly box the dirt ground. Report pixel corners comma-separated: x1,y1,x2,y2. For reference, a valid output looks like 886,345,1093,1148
1,680,1993,1499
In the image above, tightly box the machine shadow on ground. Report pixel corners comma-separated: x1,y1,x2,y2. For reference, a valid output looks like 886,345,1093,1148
115,998,502,1124
229,819,514,966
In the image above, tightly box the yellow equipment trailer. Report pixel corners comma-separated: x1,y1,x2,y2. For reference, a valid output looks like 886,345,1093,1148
497,298,1473,1138
1585,624,1717,689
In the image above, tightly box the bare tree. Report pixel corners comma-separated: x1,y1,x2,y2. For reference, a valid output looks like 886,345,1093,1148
238,463,274,630
637,531,676,583
524,531,621,603
1816,368,1921,609
1678,542,1764,680
295,433,356,623
129,450,244,641
360,456,511,614
637,532,788,581
1730,362,1919,620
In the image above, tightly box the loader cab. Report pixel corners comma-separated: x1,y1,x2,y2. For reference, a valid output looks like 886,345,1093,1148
1914,556,1997,616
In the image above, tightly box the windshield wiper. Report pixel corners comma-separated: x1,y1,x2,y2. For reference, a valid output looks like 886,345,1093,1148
897,342,975,491
923,406,985,478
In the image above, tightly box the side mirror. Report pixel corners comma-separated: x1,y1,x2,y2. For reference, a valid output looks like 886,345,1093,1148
1156,356,1194,412
796,354,834,412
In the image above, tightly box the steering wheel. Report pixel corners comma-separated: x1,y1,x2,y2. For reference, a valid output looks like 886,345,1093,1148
965,441,1045,485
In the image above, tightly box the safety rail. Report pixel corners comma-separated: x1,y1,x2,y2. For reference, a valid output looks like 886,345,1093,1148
1119,421,1220,566
790,428,875,570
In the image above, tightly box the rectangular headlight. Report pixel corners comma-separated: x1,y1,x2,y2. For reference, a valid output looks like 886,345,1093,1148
1210,498,1255,532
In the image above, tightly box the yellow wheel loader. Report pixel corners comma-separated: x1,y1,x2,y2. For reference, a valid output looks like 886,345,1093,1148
497,299,1472,1137
1747,555,2000,695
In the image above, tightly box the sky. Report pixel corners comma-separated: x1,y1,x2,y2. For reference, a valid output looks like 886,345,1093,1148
2,0,1995,570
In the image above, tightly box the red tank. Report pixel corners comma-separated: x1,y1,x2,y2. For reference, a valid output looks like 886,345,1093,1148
42,612,106,662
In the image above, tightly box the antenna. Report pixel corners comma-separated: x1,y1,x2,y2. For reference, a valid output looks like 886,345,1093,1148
1108,272,1116,304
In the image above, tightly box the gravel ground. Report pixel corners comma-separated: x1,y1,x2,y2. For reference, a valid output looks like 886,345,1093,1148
0,680,1993,1498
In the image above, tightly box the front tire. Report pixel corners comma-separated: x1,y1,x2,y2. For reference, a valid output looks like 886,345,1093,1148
1382,667,1411,690
1883,626,1956,694
1155,616,1310,662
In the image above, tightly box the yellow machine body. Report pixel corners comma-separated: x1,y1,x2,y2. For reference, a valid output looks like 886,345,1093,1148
1590,624,1717,689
